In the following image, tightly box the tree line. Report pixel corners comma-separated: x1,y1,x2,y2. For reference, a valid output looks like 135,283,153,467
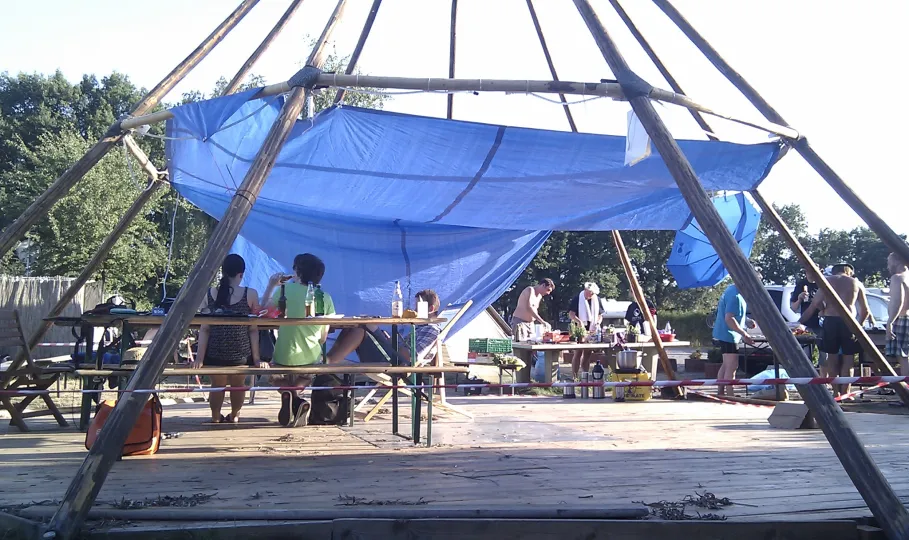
0,69,897,315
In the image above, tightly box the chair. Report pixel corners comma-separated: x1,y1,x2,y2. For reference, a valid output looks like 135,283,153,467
358,301,474,422
0,310,71,432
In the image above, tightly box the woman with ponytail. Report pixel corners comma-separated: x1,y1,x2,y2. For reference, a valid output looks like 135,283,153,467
195,254,263,424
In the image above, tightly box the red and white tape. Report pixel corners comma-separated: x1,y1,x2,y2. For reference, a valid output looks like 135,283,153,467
3,375,907,396
36,340,156,348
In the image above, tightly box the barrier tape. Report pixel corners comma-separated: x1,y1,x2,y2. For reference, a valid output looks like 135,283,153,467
36,339,191,347
2,375,907,396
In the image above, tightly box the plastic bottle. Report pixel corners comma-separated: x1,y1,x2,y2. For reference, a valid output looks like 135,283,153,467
314,284,325,316
392,280,404,317
305,282,315,317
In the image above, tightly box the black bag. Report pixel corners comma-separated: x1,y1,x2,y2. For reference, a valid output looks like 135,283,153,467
309,374,349,426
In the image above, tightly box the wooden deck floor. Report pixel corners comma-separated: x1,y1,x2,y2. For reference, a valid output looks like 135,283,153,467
1,393,907,526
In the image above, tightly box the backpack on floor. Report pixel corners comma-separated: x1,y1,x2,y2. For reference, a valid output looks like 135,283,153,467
309,374,349,426
85,394,163,456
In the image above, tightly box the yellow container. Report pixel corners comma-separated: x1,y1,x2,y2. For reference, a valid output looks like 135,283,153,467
615,371,652,401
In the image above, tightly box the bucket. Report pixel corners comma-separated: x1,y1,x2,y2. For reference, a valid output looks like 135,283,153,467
617,350,642,370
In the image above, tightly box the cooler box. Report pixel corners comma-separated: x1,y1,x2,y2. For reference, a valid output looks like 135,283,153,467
615,371,652,401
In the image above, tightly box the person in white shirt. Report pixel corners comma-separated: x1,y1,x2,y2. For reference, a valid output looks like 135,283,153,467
568,282,601,379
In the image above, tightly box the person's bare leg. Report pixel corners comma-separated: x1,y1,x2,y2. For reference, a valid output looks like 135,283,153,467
716,362,727,396
580,351,592,374
227,374,247,422
571,351,581,379
326,327,367,364
840,355,855,397
827,354,842,397
208,375,227,422
721,353,739,396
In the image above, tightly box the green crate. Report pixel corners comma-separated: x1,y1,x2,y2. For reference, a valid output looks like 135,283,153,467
468,338,513,354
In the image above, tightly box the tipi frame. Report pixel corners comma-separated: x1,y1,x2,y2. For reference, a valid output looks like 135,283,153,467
0,1,903,537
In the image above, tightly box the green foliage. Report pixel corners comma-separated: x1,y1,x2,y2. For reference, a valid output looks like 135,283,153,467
0,62,384,307
659,309,713,348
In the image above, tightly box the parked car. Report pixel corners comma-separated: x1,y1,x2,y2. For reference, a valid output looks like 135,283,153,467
708,284,889,333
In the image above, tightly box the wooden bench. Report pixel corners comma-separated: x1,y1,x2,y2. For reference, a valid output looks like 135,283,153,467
0,310,73,432
73,363,467,446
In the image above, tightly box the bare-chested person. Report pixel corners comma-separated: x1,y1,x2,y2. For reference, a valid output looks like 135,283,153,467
800,263,872,397
511,278,555,341
885,253,909,379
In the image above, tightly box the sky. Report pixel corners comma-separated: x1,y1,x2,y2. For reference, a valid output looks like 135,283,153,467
2,0,907,234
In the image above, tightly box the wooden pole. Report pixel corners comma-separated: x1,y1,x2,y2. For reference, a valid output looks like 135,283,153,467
611,231,681,389
446,0,458,119
44,3,349,538
120,72,796,138
526,0,577,132
223,0,305,96
607,0,715,140
651,0,909,267
751,190,909,403
571,2,909,537
333,0,384,105
122,135,161,180
0,0,259,262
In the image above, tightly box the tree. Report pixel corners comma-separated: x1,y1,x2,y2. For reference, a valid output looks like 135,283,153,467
750,203,812,284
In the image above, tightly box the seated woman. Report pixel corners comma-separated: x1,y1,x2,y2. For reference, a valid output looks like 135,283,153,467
195,254,263,424
262,253,335,428
326,289,442,366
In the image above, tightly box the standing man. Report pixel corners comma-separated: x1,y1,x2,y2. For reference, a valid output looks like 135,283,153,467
885,253,909,378
800,263,872,398
712,282,756,396
791,272,827,375
568,282,601,378
511,278,554,342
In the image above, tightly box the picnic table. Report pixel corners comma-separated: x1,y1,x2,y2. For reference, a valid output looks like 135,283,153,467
742,333,817,401
511,339,691,383
46,314,461,446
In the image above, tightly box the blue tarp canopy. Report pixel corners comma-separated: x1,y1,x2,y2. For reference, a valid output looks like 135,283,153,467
166,91,781,335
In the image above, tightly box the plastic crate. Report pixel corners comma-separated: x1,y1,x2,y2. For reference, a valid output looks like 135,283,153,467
468,338,513,354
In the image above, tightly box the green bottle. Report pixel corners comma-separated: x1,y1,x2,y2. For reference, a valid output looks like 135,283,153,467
314,284,325,316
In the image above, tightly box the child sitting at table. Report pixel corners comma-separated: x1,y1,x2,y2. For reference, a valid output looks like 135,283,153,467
262,253,335,427
325,289,442,366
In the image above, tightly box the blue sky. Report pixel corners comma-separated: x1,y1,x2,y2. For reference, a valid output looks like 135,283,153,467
2,0,907,234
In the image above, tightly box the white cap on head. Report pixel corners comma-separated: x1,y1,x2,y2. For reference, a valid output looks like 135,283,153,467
584,282,600,295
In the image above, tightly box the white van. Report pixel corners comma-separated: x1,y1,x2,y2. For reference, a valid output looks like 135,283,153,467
759,284,888,331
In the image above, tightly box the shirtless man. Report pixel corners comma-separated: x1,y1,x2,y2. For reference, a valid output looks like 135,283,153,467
511,278,555,341
800,263,872,397
885,253,909,378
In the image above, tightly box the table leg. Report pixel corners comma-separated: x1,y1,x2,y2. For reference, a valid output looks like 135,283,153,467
514,349,532,383
79,376,97,431
774,354,782,401
344,374,355,428
498,367,504,396
411,327,420,444
391,324,399,435
544,350,560,384
426,373,433,447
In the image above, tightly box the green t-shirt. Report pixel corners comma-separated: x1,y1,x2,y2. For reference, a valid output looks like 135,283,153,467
272,284,335,366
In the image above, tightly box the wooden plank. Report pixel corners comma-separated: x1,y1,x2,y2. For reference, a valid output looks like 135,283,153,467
331,518,859,540
49,315,445,328
72,365,467,377
79,520,334,540
0,510,41,540
0,337,25,347
570,2,909,538
511,341,690,351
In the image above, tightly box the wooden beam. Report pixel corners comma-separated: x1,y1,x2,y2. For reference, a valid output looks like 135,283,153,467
223,0,305,96
611,231,681,392
751,190,909,404
44,3,349,538
446,0,458,119
122,135,163,181
120,72,797,139
570,1,909,538
0,0,259,261
526,0,577,132
651,0,909,267
333,0,384,105
607,0,715,140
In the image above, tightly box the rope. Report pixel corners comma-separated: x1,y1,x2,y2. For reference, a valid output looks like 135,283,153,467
3,375,906,396
161,196,180,301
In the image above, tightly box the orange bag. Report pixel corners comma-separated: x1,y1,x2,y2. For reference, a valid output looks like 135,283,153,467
85,395,162,456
